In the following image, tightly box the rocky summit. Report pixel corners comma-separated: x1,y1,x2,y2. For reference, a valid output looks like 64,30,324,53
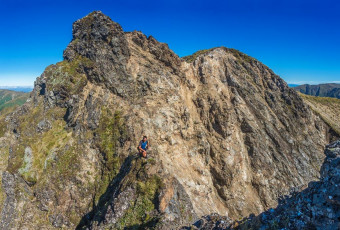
0,11,338,229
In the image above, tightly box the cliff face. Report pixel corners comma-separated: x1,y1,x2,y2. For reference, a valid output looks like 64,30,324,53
0,11,335,229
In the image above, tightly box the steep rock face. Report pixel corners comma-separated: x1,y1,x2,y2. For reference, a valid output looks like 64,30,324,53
0,11,336,229
180,48,337,218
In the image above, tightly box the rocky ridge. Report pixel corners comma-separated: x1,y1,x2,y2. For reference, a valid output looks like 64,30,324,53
0,11,338,229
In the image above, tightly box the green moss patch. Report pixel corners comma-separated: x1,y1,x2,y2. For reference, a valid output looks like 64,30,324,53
97,109,126,173
18,119,71,184
0,119,6,138
117,167,163,229
44,55,93,98
7,144,25,175
55,144,81,180
94,108,128,203
5,101,69,184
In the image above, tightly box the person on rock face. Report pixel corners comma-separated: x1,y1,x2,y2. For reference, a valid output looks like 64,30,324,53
138,135,149,158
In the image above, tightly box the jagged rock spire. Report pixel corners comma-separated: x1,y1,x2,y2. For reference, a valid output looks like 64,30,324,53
63,11,130,62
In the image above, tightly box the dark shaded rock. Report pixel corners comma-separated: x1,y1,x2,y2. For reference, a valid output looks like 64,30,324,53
236,140,340,229
0,172,16,230
63,11,132,98
181,213,234,230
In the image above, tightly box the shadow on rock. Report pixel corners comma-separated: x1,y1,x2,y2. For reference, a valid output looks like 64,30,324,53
76,154,136,229
182,140,340,230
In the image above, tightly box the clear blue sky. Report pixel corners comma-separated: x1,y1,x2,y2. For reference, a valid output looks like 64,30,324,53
1,0,339,86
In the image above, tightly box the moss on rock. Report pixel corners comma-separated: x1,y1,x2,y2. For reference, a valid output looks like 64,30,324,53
44,55,93,98
228,48,256,63
94,108,128,203
117,167,163,229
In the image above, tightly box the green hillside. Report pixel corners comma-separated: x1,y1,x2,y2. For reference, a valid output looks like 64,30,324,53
0,90,29,112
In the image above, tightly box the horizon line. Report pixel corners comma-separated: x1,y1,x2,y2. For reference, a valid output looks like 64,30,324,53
0,85,34,88
1,81,340,88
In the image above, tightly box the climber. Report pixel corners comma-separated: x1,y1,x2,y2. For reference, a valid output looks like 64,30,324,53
138,135,149,158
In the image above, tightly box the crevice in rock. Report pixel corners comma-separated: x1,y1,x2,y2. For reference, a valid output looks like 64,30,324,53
76,154,135,229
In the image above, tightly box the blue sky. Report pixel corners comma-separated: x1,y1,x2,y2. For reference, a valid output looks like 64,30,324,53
1,0,339,86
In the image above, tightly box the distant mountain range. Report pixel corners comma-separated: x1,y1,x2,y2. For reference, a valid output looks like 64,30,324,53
0,89,29,112
293,83,340,99
0,86,33,93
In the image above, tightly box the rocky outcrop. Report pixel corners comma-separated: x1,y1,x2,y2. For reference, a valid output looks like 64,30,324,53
0,11,337,229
